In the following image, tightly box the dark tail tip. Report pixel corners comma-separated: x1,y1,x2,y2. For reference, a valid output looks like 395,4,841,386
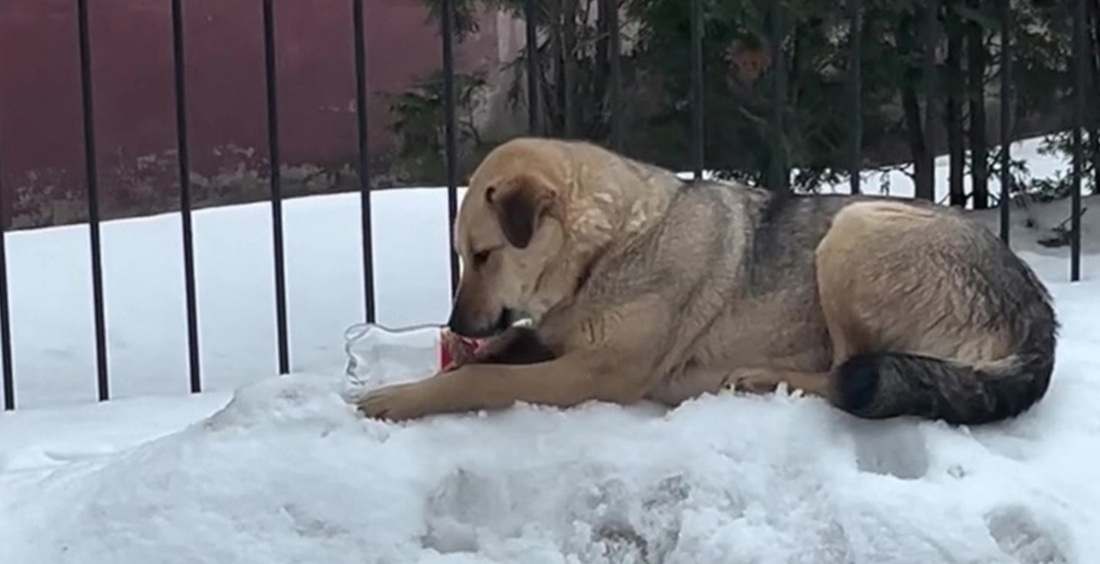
830,350,1051,425
832,353,885,416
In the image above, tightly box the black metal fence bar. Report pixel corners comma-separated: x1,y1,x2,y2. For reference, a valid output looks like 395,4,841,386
76,0,111,401
1071,0,1087,282
261,0,291,373
352,0,376,324
170,0,203,393
1093,0,1100,218
849,0,862,195
769,3,788,191
524,0,542,135
690,0,704,180
1093,1,1100,241
607,0,623,152
441,0,460,295
998,0,1011,244
0,117,13,410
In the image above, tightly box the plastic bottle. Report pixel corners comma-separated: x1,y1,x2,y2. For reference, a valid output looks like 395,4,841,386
342,322,481,391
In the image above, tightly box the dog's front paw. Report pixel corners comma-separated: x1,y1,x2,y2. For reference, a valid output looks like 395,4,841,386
355,381,435,421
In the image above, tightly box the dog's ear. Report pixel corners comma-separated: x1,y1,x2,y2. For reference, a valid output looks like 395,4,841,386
487,174,553,249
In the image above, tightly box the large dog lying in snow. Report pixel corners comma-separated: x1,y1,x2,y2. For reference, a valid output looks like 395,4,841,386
355,137,1057,425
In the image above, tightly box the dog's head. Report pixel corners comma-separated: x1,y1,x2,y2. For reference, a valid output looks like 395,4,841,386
446,140,574,338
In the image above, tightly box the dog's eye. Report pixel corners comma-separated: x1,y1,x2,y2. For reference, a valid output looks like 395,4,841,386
472,250,491,267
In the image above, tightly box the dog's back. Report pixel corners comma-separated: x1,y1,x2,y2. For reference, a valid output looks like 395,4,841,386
732,186,1056,424
615,180,1056,425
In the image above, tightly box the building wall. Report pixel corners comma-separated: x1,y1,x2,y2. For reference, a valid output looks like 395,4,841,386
0,0,502,229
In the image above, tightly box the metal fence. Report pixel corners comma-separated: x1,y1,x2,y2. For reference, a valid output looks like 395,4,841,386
0,0,1094,410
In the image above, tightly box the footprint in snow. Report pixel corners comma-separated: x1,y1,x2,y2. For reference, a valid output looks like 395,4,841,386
848,419,930,480
985,505,1070,564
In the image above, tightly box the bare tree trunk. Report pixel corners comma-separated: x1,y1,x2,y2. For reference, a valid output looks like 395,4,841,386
944,0,967,207
596,0,610,134
899,11,934,200
562,0,579,138
916,5,938,201
966,0,989,209
546,0,564,136
903,85,934,199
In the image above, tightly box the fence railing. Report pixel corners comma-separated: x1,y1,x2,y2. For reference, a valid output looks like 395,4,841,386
0,0,1094,410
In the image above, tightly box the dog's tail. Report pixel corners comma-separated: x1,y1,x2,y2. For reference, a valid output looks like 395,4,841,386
829,333,1055,426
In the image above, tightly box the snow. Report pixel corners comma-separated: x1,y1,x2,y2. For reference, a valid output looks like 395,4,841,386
4,184,456,407
0,135,1098,563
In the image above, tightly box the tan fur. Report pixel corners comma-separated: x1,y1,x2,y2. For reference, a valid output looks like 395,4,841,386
816,201,1012,365
446,137,680,331
355,137,1056,424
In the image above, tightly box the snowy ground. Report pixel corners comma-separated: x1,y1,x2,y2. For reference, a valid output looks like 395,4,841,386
0,136,1098,563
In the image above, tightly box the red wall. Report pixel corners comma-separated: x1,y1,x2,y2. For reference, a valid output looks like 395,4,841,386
0,0,496,228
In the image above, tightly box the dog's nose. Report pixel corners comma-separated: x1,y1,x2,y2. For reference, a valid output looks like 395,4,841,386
445,310,461,333
447,308,500,339
446,308,472,337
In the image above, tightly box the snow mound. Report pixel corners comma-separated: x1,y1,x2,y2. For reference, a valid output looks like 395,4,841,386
3,240,1100,564
4,328,1099,564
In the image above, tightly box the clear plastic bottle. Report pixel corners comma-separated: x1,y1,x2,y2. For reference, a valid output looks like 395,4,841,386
342,322,480,392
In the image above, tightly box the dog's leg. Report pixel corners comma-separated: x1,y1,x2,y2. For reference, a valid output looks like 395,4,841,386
725,367,831,397
645,366,830,406
359,298,674,421
357,353,630,421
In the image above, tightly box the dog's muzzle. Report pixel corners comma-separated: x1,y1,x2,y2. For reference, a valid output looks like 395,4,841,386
446,307,522,339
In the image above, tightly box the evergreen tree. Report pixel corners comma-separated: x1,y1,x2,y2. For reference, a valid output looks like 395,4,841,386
406,0,1082,199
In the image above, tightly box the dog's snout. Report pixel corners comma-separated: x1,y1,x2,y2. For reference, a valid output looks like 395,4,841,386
446,292,489,338
447,296,512,339
446,308,504,339
445,308,472,337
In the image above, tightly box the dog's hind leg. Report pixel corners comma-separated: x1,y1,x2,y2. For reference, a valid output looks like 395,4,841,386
645,365,831,406
727,367,832,397
812,200,1054,424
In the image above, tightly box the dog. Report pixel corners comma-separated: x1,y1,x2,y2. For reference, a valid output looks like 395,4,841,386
355,137,1057,425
